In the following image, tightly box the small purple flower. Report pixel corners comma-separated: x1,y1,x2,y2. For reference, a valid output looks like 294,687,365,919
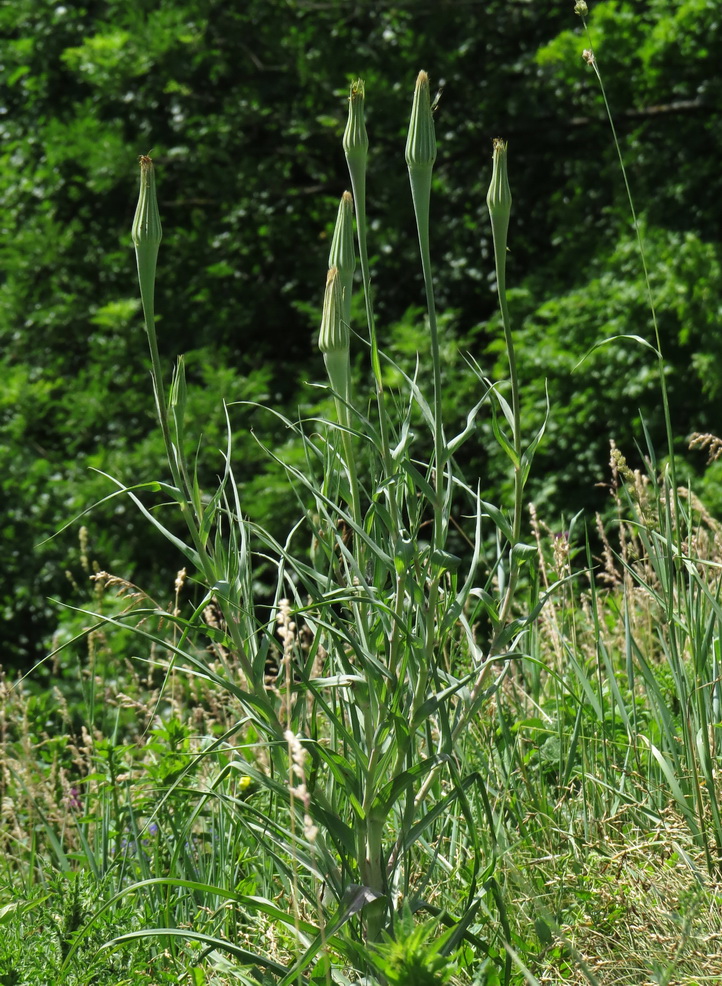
67,787,82,811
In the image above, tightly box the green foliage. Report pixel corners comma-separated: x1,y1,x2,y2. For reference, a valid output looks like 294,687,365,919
474,225,722,513
368,906,462,986
0,873,189,985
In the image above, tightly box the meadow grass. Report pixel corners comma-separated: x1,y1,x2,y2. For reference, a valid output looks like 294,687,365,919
3,21,722,986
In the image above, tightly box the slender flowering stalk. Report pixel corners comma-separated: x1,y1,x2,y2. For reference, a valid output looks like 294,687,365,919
342,82,370,350
343,79,399,532
342,81,377,379
487,137,521,541
576,6,679,504
405,70,445,549
131,156,193,510
131,156,174,475
131,156,258,683
132,155,162,326
486,138,512,287
319,266,360,526
472,138,523,709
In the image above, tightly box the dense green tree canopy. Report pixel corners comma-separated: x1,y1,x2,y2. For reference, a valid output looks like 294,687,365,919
2,0,722,666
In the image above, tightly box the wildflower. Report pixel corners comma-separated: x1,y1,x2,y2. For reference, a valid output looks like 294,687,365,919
67,787,82,811
574,1,588,15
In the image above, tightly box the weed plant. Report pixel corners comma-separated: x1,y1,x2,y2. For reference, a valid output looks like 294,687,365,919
88,70,542,982
4,12,722,985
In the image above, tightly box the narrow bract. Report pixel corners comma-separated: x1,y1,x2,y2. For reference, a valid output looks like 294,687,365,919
328,191,355,279
328,191,355,329
318,266,348,355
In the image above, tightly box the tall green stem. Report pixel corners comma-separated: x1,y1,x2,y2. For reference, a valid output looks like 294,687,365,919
132,156,258,684
344,79,400,535
406,71,445,551
580,19,678,509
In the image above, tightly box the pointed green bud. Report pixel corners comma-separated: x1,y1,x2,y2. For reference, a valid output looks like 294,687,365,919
405,71,437,249
318,267,348,355
132,155,162,249
486,138,511,255
328,191,355,329
405,70,436,170
132,155,162,323
328,191,355,277
343,79,368,169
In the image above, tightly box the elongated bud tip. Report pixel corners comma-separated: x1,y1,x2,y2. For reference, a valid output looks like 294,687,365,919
132,155,162,249
486,138,512,227
343,79,369,163
405,70,437,169
318,266,349,355
328,191,355,274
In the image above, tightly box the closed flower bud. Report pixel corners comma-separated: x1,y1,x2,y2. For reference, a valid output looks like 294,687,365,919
343,79,368,168
486,138,511,254
405,70,436,170
132,155,162,322
132,155,162,250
